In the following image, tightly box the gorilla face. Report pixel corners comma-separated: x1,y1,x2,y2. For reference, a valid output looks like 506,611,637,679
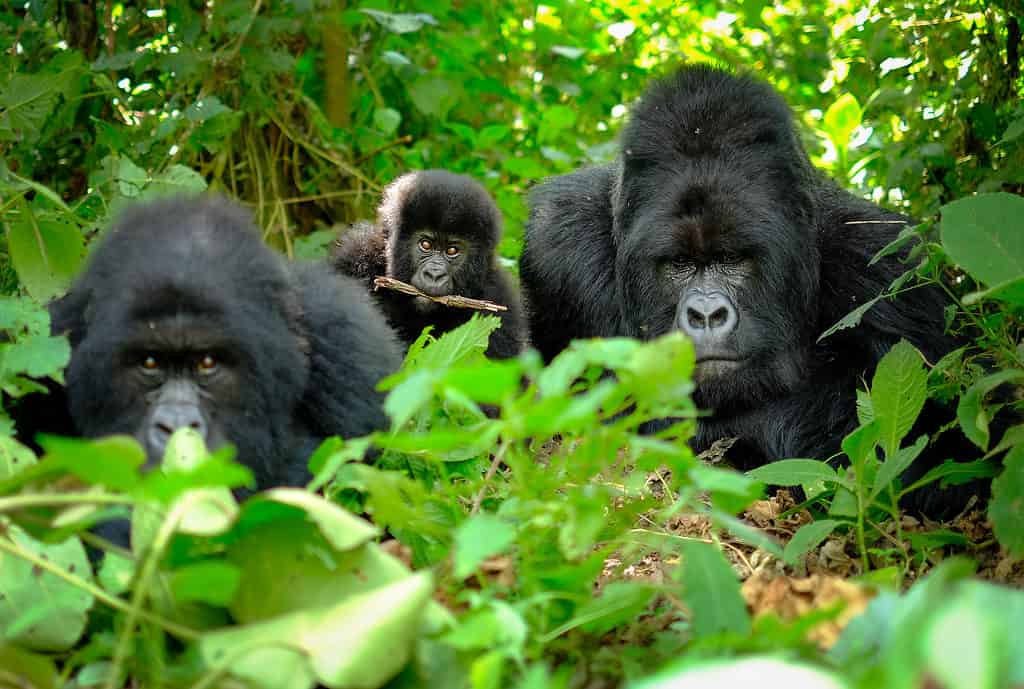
55,198,311,478
613,69,821,410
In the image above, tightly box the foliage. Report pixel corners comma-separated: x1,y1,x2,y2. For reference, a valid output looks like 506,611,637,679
0,0,1022,687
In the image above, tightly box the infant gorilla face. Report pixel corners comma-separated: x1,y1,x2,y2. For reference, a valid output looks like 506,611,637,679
407,229,467,300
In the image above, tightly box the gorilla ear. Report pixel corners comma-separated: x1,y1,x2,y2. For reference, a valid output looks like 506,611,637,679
49,286,92,345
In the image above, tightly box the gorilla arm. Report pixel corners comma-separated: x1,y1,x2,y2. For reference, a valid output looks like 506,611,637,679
520,165,624,362
290,261,402,445
331,221,389,289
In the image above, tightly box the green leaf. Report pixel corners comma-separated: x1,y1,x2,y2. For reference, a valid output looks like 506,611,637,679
783,520,840,566
373,107,402,134
360,9,438,34
184,95,232,122
0,525,93,651
871,341,927,457
679,540,751,638
0,71,70,142
6,215,84,302
2,334,71,379
454,513,516,579
822,93,863,150
957,370,1024,450
871,434,928,500
200,571,434,688
841,420,880,467
170,560,241,606
989,444,1024,557
747,459,839,486
144,164,208,198
540,105,577,133
818,294,885,341
37,435,144,491
941,193,1024,288
575,581,655,635
904,458,1001,495
0,436,37,480
409,76,458,118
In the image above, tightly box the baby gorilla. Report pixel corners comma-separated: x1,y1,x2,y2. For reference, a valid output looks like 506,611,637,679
331,170,527,358
38,196,402,489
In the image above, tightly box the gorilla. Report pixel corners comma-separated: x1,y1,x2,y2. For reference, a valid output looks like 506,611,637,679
331,170,527,359
520,65,960,511
23,196,402,490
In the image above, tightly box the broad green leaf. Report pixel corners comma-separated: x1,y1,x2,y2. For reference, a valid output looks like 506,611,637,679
171,561,241,606
575,581,655,635
841,420,879,467
184,95,232,122
962,275,1024,306
0,524,93,651
747,459,839,486
679,540,751,638
454,513,516,578
551,45,585,59
924,598,1001,689
0,435,36,480
823,92,862,150
540,105,577,132
37,435,144,491
871,341,927,457
478,125,511,146
989,444,1024,557
144,164,208,198
783,520,840,565
0,71,70,141
871,434,928,500
941,193,1024,288
2,334,71,379
201,571,434,688
241,488,380,551
360,9,437,33
957,369,1024,450
373,107,402,134
409,76,458,118
0,645,57,688
7,215,84,302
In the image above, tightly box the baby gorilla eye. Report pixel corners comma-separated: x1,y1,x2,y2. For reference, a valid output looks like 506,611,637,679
196,354,218,375
445,245,460,258
141,354,160,372
418,238,433,252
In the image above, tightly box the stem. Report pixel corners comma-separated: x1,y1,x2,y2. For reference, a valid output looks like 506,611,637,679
104,494,203,689
0,492,133,513
470,439,511,515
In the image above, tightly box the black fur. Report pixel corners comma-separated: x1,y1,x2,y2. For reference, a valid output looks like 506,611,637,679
521,65,964,514
29,196,401,489
332,170,527,359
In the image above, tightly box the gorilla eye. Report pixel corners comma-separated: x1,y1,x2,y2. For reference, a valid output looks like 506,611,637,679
141,355,160,372
197,354,218,375
418,239,433,252
445,245,460,258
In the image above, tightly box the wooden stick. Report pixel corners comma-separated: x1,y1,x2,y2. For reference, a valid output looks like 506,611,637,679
372,276,508,312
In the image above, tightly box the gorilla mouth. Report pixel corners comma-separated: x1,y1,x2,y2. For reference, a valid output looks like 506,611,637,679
694,356,746,378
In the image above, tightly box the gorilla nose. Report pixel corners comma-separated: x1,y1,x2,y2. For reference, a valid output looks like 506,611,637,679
422,265,447,284
147,405,207,457
678,291,737,341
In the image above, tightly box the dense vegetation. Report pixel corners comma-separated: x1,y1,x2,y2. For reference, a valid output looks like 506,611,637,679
0,1,1022,687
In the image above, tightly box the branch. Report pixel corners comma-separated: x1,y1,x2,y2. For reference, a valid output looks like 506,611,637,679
373,276,508,313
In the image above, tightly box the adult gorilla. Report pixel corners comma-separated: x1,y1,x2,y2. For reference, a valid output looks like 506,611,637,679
521,65,954,501
26,196,401,490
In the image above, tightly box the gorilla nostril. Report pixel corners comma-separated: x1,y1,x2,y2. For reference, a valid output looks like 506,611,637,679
687,308,706,330
708,306,729,329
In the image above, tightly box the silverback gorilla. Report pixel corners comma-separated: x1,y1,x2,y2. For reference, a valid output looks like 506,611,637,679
520,65,959,512
331,170,527,359
36,196,402,489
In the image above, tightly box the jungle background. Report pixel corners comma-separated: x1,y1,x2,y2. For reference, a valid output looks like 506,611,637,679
0,1,1023,688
